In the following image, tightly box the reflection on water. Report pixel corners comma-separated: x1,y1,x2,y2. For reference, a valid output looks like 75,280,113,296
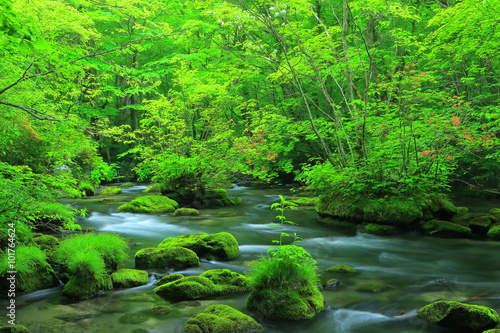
9,185,500,332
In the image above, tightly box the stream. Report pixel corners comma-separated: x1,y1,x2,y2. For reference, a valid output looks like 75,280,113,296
7,185,500,332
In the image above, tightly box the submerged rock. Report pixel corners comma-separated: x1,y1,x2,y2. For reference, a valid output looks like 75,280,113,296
184,304,263,333
174,208,200,216
111,269,149,288
117,195,179,214
326,264,357,273
158,232,239,261
417,300,500,332
151,305,172,315
154,269,249,302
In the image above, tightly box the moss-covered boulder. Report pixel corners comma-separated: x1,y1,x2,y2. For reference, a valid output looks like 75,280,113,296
246,286,324,320
317,193,457,226
154,269,249,302
118,195,179,214
120,182,136,187
422,220,472,237
0,325,30,333
100,186,122,195
489,208,500,222
185,304,263,333
469,216,492,234
174,208,200,216
154,273,185,286
135,247,200,270
62,274,113,301
143,184,161,193
363,223,399,235
326,264,357,273
417,301,500,332
483,329,500,333
162,187,242,209
158,232,239,261
111,269,149,288
203,189,243,208
487,226,500,240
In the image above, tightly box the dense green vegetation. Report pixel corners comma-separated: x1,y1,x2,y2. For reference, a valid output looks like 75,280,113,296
1,0,498,244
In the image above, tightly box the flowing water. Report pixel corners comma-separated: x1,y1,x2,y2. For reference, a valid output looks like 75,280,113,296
4,185,500,332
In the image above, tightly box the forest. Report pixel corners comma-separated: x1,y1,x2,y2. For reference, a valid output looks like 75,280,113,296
0,0,500,331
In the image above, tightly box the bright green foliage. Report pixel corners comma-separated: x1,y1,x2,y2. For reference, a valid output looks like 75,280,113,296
55,233,128,273
184,304,263,333
247,245,320,291
0,245,56,293
100,186,123,195
117,195,178,214
270,195,299,245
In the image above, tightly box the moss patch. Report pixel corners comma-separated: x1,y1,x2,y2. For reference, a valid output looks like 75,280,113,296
154,269,249,302
111,269,149,288
422,220,472,237
287,197,318,206
174,208,200,216
326,264,357,273
151,305,172,315
158,232,239,260
417,301,500,332
100,186,122,195
363,223,399,235
487,226,500,240
135,247,199,270
185,304,263,333
154,273,185,286
469,216,492,234
62,274,113,301
118,195,179,214
0,325,30,333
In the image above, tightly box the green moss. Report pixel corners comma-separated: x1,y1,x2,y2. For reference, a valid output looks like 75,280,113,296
469,216,492,234
422,220,472,237
487,226,500,239
154,273,185,286
483,330,500,333
0,245,56,294
417,301,500,332
185,304,263,333
287,197,318,206
204,189,243,207
363,223,399,235
326,264,357,273
143,184,161,193
154,269,249,302
174,208,200,216
98,198,115,203
117,195,178,214
135,247,200,270
456,207,470,214
62,274,113,300
120,182,136,187
489,208,500,222
151,305,172,315
158,232,239,260
33,234,59,254
100,186,123,195
246,286,324,320
0,325,30,333
111,269,149,288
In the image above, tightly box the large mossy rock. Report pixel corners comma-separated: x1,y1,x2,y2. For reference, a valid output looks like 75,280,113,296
417,301,500,332
246,286,324,320
487,226,500,240
111,269,149,288
422,220,472,237
469,216,493,234
317,193,457,226
158,232,239,260
62,274,113,301
185,304,263,333
100,186,123,195
161,187,242,209
117,195,179,214
154,269,249,302
135,247,200,270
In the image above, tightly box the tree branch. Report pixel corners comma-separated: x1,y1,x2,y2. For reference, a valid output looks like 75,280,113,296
0,101,68,121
